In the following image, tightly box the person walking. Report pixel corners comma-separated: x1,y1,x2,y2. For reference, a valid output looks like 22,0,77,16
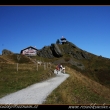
56,65,59,74
60,64,62,71
62,66,65,74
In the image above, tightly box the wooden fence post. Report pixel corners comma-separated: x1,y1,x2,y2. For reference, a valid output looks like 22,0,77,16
17,63,18,72
47,62,48,68
37,63,38,71
17,55,21,72
44,63,46,70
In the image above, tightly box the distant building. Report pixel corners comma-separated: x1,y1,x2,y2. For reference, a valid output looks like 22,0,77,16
20,46,38,56
60,36,67,44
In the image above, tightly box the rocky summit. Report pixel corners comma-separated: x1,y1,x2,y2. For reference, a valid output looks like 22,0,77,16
37,41,90,70
37,41,90,60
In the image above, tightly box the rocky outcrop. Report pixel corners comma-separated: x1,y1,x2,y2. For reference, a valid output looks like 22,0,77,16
71,51,89,60
37,46,54,58
2,49,13,55
51,44,63,57
37,41,89,60
37,44,63,58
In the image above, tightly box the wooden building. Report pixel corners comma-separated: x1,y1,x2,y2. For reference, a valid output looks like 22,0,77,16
20,46,38,56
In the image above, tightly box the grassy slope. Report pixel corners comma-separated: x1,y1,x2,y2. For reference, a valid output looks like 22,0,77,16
57,43,110,89
0,55,56,98
44,67,110,104
43,44,110,104
73,55,110,89
1,45,110,104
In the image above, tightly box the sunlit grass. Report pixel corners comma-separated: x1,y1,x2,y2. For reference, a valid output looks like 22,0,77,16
0,63,56,98
1,46,110,104
44,66,110,104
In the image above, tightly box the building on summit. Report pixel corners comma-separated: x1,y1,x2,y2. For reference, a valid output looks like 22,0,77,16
60,36,67,44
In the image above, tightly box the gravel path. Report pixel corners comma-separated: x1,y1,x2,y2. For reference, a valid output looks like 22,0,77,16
0,70,69,104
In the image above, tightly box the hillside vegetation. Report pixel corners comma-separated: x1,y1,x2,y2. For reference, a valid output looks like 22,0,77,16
44,67,110,104
0,54,56,98
0,41,110,104
51,43,110,89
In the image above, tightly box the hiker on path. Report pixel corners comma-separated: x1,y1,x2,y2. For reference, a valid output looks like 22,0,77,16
58,64,61,70
62,66,65,74
56,65,59,74
60,64,62,71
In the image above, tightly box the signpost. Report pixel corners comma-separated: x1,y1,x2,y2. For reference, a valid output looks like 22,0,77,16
36,59,38,71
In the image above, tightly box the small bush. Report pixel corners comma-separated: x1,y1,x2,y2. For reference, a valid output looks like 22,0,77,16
64,57,70,62
77,63,82,66
94,69,98,72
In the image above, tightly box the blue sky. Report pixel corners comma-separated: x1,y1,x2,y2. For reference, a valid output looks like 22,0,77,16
0,6,110,58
